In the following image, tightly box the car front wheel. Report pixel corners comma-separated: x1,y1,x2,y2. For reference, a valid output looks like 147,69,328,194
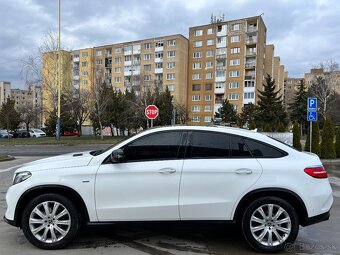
21,194,79,249
242,197,299,253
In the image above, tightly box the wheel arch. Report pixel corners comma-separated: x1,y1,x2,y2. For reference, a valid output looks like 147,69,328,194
14,185,89,227
233,188,308,226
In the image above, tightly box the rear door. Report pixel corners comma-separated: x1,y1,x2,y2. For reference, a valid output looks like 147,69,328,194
179,131,263,220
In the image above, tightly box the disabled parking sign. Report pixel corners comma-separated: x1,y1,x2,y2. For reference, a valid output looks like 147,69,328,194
307,111,317,122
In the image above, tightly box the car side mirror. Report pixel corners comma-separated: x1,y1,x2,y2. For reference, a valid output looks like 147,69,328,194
110,149,125,163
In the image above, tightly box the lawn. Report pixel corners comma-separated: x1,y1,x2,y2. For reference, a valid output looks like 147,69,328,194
0,154,14,161
0,136,126,145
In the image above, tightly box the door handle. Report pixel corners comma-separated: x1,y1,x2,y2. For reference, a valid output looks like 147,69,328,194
235,168,253,174
158,168,176,174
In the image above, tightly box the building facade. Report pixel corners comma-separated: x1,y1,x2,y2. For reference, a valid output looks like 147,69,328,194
283,77,304,108
0,81,11,106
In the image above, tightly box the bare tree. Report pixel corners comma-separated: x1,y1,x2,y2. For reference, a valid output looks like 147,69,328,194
309,60,340,119
18,103,42,135
174,102,190,124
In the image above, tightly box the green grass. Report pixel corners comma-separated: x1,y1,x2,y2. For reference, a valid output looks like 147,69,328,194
0,154,13,161
0,136,126,146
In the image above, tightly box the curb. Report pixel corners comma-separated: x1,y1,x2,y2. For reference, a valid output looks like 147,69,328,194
0,155,15,162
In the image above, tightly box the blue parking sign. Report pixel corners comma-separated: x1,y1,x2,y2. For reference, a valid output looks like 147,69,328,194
307,111,317,122
307,98,317,111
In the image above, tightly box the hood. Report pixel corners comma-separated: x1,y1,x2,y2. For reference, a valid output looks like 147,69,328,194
17,151,94,173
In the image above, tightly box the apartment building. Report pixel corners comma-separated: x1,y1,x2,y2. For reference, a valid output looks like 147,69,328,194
0,81,11,106
187,16,272,125
304,68,340,95
283,77,304,108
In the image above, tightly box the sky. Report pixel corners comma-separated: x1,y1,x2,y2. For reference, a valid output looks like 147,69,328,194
0,0,339,89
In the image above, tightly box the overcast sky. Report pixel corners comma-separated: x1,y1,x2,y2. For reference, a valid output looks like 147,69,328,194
0,0,339,89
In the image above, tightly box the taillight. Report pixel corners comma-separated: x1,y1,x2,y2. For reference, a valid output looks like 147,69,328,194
304,166,328,179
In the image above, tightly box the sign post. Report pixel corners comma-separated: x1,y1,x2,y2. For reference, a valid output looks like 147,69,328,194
307,98,318,152
145,105,159,128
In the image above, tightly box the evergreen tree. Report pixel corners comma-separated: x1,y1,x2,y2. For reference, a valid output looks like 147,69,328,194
320,118,336,159
292,122,302,151
276,122,285,132
304,122,320,155
0,98,20,134
238,103,255,128
154,86,173,126
336,127,340,158
288,80,307,135
215,99,237,123
255,74,288,130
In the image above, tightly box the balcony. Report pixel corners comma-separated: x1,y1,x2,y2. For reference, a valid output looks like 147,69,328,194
217,30,227,37
216,66,226,71
155,68,163,74
155,46,164,52
105,63,112,68
73,57,79,62
73,75,79,80
155,57,163,63
106,53,112,58
214,103,223,112
215,76,226,82
124,70,132,76
216,54,226,60
132,70,140,75
245,62,256,69
245,75,255,80
215,87,225,94
246,51,256,56
124,60,132,66
124,50,132,56
246,38,257,45
216,41,227,48
246,27,257,33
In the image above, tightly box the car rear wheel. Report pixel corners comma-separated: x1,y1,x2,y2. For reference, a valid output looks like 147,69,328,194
242,197,299,253
21,194,80,249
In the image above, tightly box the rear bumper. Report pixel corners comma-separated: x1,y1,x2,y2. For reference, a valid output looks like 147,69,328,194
3,215,17,227
302,210,330,227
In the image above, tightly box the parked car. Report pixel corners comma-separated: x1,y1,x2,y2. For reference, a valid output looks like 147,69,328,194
63,130,78,136
0,129,12,138
29,129,46,138
4,126,333,252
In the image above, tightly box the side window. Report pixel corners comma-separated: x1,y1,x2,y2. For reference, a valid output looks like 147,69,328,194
123,131,183,161
244,138,287,158
189,131,230,158
230,136,252,158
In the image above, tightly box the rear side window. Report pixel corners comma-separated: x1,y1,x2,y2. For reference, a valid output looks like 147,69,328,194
189,131,230,158
244,138,287,158
230,135,252,158
123,131,183,161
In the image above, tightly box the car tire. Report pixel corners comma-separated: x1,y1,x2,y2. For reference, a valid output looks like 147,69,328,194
242,196,299,253
21,193,80,249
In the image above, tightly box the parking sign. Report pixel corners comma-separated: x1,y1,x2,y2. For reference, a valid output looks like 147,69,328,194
307,98,317,111
307,111,317,122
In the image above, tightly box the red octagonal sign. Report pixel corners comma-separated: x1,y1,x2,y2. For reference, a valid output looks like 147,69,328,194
145,105,159,119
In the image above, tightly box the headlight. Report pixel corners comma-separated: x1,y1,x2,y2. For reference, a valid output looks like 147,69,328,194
13,171,32,185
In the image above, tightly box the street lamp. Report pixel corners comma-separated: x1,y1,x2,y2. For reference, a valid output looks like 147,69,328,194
57,0,61,140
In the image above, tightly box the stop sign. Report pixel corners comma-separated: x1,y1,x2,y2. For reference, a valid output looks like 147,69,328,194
145,105,159,119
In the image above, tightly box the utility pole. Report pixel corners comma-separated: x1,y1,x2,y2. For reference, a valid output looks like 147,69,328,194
56,0,61,140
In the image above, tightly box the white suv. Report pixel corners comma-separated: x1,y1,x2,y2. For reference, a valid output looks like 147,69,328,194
4,126,333,252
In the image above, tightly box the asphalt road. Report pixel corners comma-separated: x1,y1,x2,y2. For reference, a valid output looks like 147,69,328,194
1,154,340,254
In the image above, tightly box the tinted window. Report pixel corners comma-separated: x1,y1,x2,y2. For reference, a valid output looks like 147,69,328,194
189,131,230,158
244,138,287,158
230,136,252,158
123,131,183,161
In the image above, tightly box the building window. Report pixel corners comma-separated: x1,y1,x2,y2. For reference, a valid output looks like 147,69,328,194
81,71,88,77
144,75,151,81
206,50,214,57
229,82,239,89
168,39,176,46
205,83,212,90
96,50,102,56
244,80,255,87
114,67,121,73
155,41,163,47
231,23,241,31
167,50,176,58
192,116,200,122
244,92,255,99
205,94,212,101
155,62,163,69
167,84,175,91
229,70,240,77
144,54,151,60
81,80,87,85
114,77,121,83
231,35,240,43
228,93,239,100
193,41,203,47
216,70,226,77
194,29,203,36
204,105,212,112
207,39,214,46
230,47,240,54
217,36,227,44
144,43,152,49
155,52,163,59
193,62,202,69
114,57,121,63
192,105,201,112
230,59,240,66
206,73,213,79
144,64,151,71
207,28,214,35
192,84,201,91
192,95,200,101
206,61,213,69
166,73,175,80
167,62,175,69
95,60,102,65
81,61,87,67
193,52,202,58
81,52,88,57
192,74,201,80
204,116,212,123
114,48,121,53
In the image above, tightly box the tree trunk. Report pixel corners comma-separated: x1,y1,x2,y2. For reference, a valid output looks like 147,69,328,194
99,120,103,140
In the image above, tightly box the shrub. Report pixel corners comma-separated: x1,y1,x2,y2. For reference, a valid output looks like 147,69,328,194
321,118,336,159
336,127,340,158
292,122,301,151
277,122,285,132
